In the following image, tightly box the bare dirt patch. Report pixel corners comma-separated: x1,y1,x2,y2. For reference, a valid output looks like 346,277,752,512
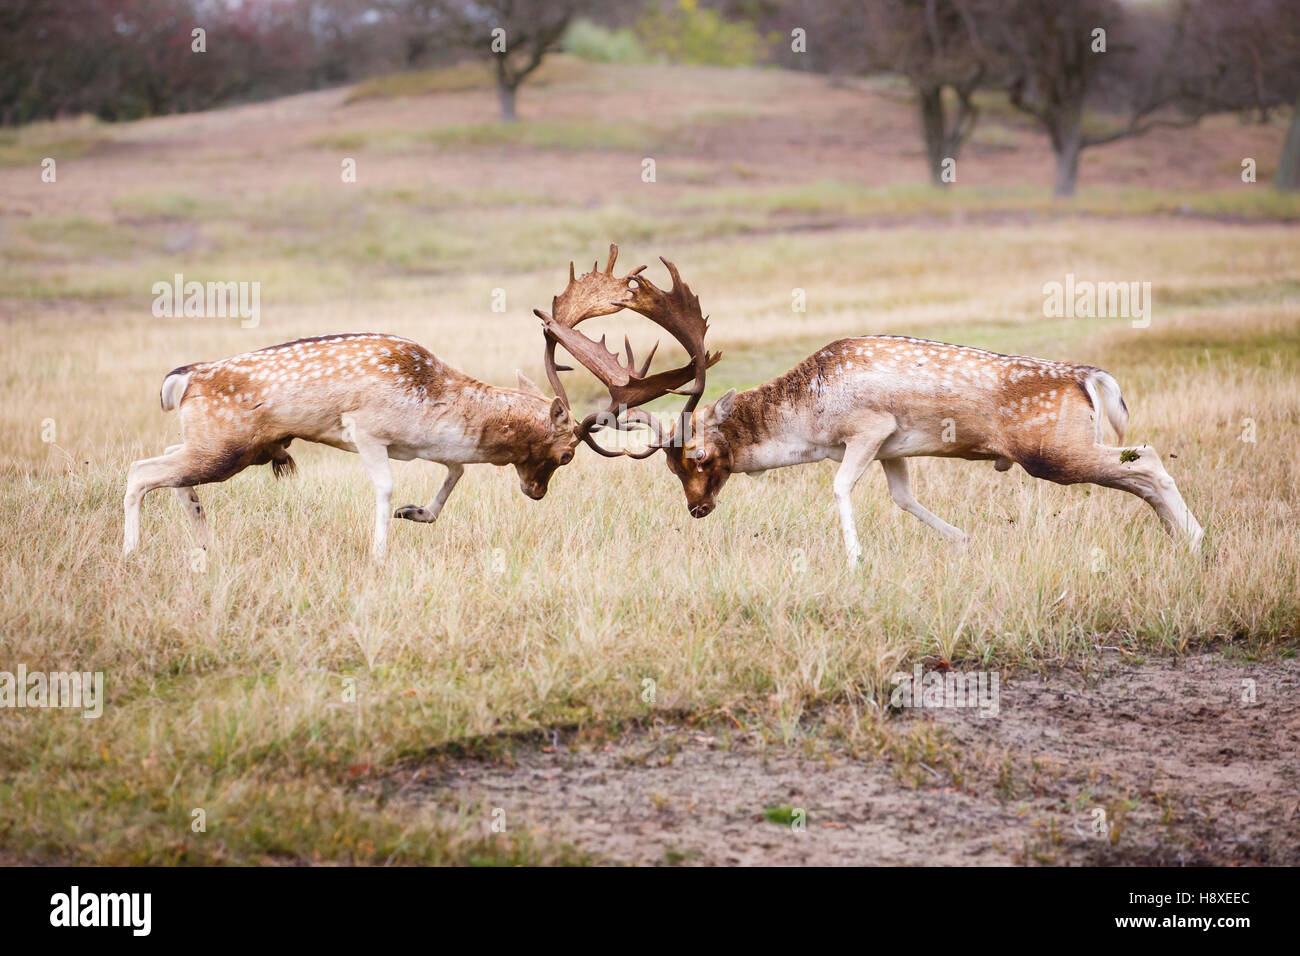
402,652,1299,865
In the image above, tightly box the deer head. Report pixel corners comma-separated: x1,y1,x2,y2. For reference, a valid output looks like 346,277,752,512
511,372,578,500
660,388,738,518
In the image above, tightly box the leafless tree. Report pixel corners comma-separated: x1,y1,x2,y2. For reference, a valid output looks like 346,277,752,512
0,0,385,125
991,0,1207,197
873,0,994,186
771,0,997,187
436,0,590,121
1177,0,1300,190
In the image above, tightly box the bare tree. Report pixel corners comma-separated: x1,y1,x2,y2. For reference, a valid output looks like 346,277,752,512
992,0,1207,197
438,0,587,121
0,0,376,126
873,0,994,186
772,0,995,187
1177,0,1300,191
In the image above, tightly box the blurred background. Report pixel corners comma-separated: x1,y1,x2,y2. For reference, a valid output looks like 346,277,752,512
5,0,1300,192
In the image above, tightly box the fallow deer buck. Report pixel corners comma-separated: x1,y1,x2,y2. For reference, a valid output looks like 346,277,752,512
122,332,584,560
553,267,1204,566
124,247,715,561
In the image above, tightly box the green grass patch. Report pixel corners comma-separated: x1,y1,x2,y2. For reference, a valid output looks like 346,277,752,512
1099,314,1300,369
0,116,112,167
682,179,1300,222
109,190,205,221
422,119,660,152
307,130,373,151
345,56,591,104
763,805,801,826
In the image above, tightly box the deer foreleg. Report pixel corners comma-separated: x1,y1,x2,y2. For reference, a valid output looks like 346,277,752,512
833,425,893,566
354,436,394,561
394,463,464,524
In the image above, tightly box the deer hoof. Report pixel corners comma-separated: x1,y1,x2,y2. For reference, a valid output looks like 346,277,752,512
393,505,433,523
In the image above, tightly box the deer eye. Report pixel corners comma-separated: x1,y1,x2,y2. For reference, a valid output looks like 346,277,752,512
559,452,573,465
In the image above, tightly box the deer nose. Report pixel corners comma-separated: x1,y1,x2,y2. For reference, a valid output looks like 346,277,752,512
690,502,712,518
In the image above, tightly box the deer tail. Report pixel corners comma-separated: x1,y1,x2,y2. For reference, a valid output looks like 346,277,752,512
1084,368,1128,443
160,365,194,412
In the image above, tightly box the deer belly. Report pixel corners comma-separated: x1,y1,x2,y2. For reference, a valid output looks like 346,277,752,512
877,425,951,458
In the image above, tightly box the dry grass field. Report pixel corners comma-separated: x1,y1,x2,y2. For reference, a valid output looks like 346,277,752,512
1,61,1297,865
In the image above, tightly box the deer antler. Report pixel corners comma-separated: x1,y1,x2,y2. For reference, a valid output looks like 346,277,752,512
536,244,720,457
621,256,721,419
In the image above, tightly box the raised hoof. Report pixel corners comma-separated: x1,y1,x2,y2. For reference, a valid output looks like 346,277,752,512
393,504,434,523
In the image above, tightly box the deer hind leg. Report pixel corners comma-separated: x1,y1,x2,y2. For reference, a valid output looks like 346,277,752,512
394,462,464,524
124,444,222,555
159,445,210,549
354,435,394,560
880,458,969,545
171,487,209,550
1091,444,1203,547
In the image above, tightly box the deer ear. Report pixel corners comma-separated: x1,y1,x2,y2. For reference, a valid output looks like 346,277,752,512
549,396,570,427
517,370,546,397
710,389,736,424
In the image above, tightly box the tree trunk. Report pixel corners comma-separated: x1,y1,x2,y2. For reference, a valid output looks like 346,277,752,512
498,81,517,122
1053,142,1081,197
494,56,518,123
1051,108,1084,198
918,85,949,187
1276,91,1300,192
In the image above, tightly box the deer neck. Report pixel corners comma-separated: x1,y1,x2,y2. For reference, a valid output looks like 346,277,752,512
719,385,820,474
443,380,552,465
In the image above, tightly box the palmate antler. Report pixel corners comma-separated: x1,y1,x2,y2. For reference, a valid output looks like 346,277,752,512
535,244,721,457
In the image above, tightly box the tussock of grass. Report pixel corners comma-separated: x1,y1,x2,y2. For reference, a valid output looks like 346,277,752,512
306,130,374,151
19,216,143,260
968,124,1023,152
109,190,205,221
311,117,662,154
